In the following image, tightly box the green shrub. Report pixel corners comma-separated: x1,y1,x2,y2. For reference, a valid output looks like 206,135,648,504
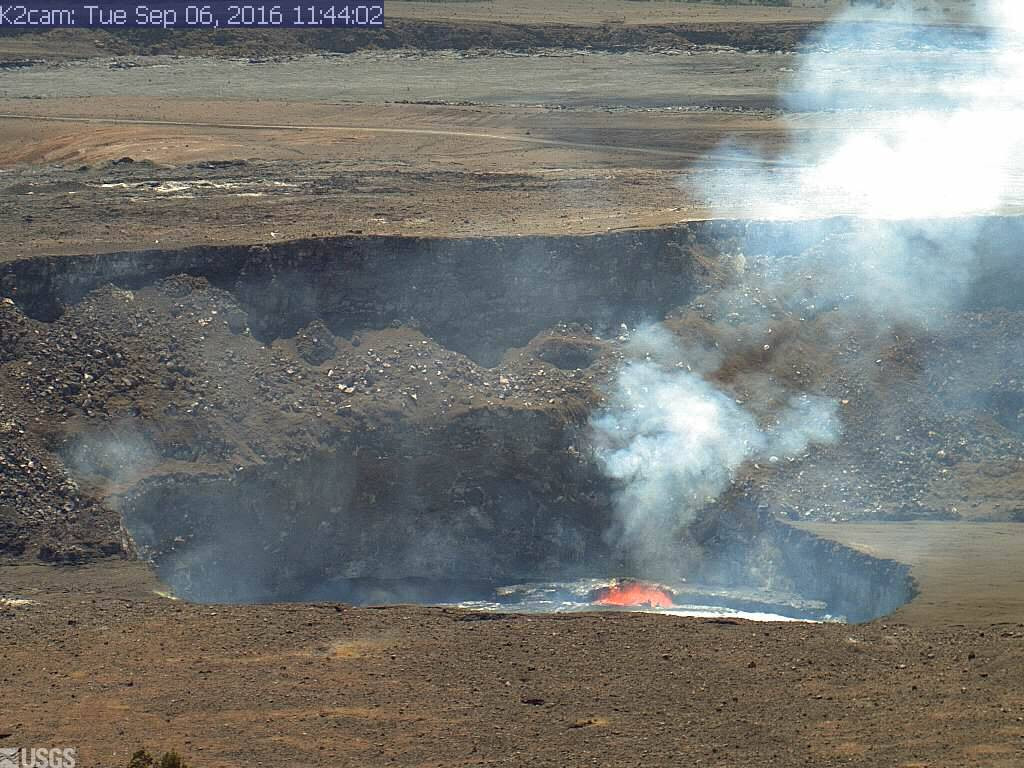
128,750,190,768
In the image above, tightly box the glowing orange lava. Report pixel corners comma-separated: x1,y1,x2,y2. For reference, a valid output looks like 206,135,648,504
592,582,675,608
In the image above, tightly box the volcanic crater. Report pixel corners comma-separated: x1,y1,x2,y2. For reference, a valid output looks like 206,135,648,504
6,220,985,621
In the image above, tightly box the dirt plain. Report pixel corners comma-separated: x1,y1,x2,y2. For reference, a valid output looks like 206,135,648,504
2,558,1023,768
2,2,1024,766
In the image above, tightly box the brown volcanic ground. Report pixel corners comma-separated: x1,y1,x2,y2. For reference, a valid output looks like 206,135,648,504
2,558,1023,768
3,4,1024,767
1,226,1022,765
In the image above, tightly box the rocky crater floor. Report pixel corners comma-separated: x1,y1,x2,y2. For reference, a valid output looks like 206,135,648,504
2,218,1022,622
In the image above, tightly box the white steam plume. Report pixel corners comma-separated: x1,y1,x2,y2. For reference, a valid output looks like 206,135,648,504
699,1,1024,221
590,330,838,571
592,3,1024,572
696,4,1024,328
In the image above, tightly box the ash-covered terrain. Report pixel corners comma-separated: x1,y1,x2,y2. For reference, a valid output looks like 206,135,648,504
3,1,1024,766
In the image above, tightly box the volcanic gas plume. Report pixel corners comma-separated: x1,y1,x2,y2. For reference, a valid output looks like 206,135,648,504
590,326,838,575
592,0,1024,583
694,0,1024,324
698,0,1024,223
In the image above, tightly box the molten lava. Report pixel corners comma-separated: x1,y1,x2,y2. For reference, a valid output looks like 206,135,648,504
592,581,675,609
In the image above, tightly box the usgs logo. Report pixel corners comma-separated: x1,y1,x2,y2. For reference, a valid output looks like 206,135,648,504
0,748,77,768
